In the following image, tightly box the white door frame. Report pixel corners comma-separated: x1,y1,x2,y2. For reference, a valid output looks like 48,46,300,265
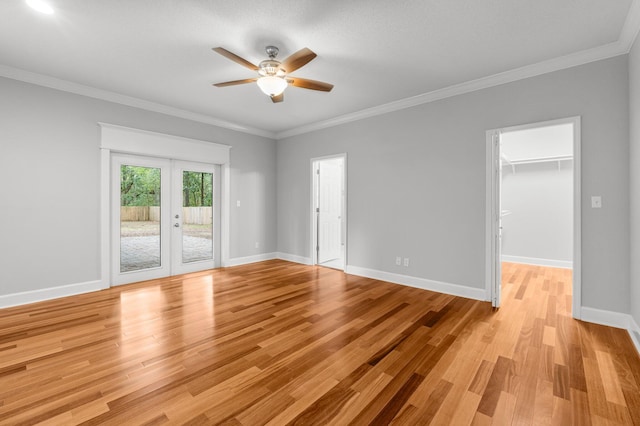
99,123,231,288
485,116,581,318
310,153,347,270
487,131,502,307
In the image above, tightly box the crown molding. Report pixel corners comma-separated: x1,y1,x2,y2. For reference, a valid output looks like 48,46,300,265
276,41,628,140
278,0,640,140
620,0,640,52
0,64,276,139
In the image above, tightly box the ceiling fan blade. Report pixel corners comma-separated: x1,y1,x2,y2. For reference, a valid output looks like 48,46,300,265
212,47,258,71
271,93,284,103
287,77,333,92
280,48,317,73
213,78,257,87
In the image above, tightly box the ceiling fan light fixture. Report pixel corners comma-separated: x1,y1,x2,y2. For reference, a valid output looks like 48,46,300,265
212,46,332,102
256,76,288,97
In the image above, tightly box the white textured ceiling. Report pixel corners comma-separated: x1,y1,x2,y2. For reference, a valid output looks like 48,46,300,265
0,0,638,138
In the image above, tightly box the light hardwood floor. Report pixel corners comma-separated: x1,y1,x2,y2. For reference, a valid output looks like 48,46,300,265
0,260,638,425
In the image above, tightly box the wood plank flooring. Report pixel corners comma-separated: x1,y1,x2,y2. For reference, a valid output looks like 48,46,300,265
0,260,639,425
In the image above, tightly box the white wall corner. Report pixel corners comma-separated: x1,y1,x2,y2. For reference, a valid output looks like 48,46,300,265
276,252,313,265
344,265,487,301
224,252,278,267
0,280,104,309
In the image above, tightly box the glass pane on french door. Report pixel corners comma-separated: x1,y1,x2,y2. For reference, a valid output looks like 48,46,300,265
171,161,218,275
112,154,171,286
120,165,161,272
181,170,214,263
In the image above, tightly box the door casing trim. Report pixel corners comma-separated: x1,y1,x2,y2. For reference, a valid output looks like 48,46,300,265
485,116,581,318
310,153,348,270
99,123,231,288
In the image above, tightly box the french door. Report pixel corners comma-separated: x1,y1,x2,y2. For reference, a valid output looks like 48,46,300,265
111,153,220,285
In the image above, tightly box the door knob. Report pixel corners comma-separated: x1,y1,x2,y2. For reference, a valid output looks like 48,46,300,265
174,223,180,227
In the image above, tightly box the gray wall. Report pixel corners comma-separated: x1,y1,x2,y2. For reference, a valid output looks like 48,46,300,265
0,77,277,295
501,163,573,263
630,36,640,325
277,55,630,314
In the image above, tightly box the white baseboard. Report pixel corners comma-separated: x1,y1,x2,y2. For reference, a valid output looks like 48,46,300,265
581,307,640,355
501,255,572,269
580,306,631,329
0,280,104,309
345,265,487,301
277,252,312,265
224,252,278,267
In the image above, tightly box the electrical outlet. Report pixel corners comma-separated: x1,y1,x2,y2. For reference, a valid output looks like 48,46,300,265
395,256,401,266
236,200,241,207
255,242,259,249
403,258,410,267
591,196,602,208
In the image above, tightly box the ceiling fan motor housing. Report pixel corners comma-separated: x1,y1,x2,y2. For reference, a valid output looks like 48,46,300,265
258,59,285,77
265,45,279,59
259,46,285,76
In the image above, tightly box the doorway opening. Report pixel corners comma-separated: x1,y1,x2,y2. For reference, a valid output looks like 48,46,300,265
486,117,581,318
311,154,347,270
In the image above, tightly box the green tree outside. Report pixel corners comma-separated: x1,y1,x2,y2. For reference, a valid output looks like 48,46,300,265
182,171,212,207
120,165,160,206
120,166,212,207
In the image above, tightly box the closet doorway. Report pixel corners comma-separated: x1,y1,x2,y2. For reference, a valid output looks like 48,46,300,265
311,155,346,270
486,117,581,318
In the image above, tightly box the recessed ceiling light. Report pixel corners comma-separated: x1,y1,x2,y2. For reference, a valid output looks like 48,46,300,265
26,0,54,14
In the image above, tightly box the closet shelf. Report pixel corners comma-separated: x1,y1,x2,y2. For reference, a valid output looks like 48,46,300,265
501,154,572,173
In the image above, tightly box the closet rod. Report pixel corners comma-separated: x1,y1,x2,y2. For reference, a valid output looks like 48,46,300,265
506,154,573,165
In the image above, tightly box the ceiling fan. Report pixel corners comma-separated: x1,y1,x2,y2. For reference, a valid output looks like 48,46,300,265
212,46,334,103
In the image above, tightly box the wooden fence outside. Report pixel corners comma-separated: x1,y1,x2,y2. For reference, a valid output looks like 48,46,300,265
120,206,211,224
182,207,212,225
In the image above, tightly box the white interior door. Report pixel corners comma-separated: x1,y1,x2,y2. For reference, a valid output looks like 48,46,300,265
111,154,220,285
492,132,503,307
318,159,343,264
312,156,346,270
